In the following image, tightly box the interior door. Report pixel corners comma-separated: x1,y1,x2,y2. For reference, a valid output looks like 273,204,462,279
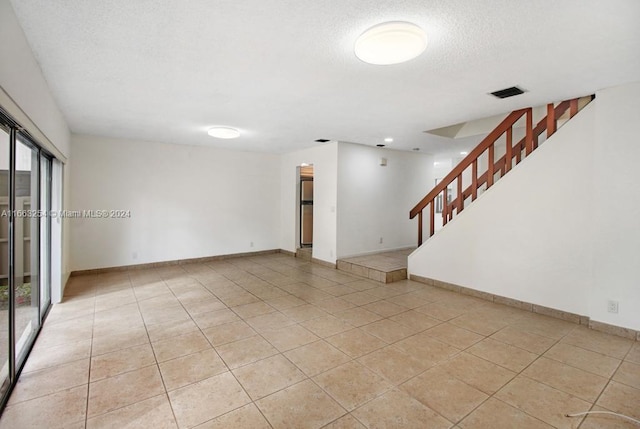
300,178,313,246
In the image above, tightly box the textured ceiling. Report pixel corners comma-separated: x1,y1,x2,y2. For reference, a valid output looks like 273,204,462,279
8,0,640,154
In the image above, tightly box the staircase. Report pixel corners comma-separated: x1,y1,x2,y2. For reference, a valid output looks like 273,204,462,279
410,95,594,245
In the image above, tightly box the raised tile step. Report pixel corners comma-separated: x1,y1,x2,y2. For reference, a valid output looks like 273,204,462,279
337,260,406,283
295,247,312,261
336,248,413,284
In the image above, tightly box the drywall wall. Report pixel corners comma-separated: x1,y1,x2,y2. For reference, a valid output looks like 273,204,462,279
280,143,338,264
336,143,433,258
409,82,640,331
70,135,281,271
590,82,640,330
409,100,597,318
0,0,70,159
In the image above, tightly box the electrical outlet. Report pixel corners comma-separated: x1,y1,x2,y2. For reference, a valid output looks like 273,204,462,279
607,300,619,314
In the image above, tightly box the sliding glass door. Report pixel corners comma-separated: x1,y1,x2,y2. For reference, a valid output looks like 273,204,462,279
0,124,10,401
14,138,40,366
0,109,53,410
40,156,51,320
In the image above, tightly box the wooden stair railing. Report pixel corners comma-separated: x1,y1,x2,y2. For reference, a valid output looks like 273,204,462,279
410,95,593,246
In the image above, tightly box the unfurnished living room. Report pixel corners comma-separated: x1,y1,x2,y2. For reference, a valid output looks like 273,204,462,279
0,0,639,428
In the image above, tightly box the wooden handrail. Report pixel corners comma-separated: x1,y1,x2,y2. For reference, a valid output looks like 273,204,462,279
410,108,529,219
410,96,592,245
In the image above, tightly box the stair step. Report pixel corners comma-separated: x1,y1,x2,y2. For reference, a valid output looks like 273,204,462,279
295,248,312,261
336,248,413,284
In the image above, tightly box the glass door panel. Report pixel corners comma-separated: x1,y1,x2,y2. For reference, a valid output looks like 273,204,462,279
14,137,39,366
39,155,51,320
0,125,10,399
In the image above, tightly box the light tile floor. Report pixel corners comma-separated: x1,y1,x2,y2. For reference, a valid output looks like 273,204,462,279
0,253,638,428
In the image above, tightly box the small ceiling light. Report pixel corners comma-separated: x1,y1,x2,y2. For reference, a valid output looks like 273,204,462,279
208,126,240,139
460,151,468,156
355,21,428,65
384,137,394,143
434,162,440,166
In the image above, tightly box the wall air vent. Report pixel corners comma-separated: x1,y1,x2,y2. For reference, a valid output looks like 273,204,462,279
490,86,525,99
315,139,330,143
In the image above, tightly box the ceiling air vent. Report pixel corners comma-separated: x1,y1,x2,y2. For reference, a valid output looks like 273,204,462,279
490,86,525,99
315,139,330,143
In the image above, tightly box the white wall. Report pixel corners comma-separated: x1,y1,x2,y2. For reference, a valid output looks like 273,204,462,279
70,135,281,271
409,82,640,331
590,82,640,329
336,143,433,258
0,0,71,299
0,0,69,159
280,143,338,264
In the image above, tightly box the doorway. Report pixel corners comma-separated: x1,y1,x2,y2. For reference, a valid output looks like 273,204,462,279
298,165,313,249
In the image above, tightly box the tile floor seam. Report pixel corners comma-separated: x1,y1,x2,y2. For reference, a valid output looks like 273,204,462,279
515,373,593,419
489,377,589,429
84,391,172,425
307,377,349,418
197,402,276,429
559,336,632,361
488,325,560,357
3,364,91,407
8,332,91,408
79,292,97,429
488,396,561,429
575,366,627,429
127,274,182,428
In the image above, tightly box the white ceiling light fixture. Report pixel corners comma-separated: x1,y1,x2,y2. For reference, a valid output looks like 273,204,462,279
207,126,240,139
355,21,428,65
384,137,393,143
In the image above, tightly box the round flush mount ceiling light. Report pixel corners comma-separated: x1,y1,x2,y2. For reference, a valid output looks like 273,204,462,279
355,21,427,65
384,137,394,143
207,126,240,139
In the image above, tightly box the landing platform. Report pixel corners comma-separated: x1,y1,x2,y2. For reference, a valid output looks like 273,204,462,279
336,248,415,283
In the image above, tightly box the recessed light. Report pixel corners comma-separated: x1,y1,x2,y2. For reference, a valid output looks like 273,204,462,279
208,126,240,139
355,21,428,65
460,151,468,156
376,144,386,148
434,162,440,166
384,137,394,143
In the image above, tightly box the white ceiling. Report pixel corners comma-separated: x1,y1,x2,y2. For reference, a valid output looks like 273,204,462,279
9,0,640,154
